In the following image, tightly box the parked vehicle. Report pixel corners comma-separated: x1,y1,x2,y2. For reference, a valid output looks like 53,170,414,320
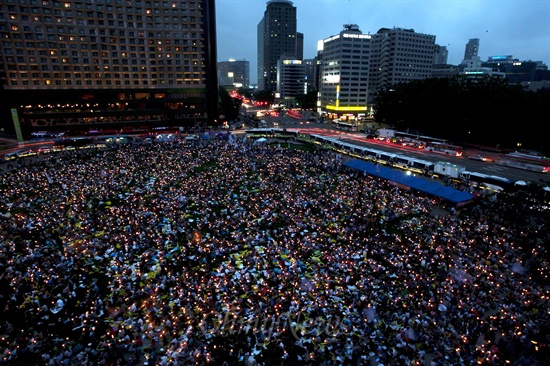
377,129,396,139
433,161,465,179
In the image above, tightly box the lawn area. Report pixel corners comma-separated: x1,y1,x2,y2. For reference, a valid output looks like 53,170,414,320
269,141,316,152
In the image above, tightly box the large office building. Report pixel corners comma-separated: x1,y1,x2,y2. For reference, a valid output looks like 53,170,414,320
432,64,460,79
0,0,218,137
460,56,506,80
318,24,371,120
276,58,305,107
369,27,436,94
463,38,480,61
218,59,250,89
257,0,303,92
302,58,318,93
433,44,449,65
316,26,436,120
482,56,547,84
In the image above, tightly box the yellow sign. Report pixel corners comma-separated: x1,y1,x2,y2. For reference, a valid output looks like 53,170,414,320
325,105,368,111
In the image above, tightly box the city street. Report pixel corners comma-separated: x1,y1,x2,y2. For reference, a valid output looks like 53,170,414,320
339,135,550,185
2,112,549,186
251,109,550,185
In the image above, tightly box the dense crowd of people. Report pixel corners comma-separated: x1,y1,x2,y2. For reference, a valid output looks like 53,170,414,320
1,136,549,365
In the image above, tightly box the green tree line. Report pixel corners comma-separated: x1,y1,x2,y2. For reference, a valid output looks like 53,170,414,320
218,87,243,122
373,76,550,154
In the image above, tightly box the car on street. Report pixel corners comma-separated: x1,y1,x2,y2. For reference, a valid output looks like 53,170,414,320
467,155,488,162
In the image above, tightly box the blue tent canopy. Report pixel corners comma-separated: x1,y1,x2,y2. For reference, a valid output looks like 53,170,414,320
344,159,473,205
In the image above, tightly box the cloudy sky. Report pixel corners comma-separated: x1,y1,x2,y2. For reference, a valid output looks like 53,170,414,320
216,0,550,85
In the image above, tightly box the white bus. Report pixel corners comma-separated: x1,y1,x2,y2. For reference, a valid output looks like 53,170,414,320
496,153,550,173
425,141,463,156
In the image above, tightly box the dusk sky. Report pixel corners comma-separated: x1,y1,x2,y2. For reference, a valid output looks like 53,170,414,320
216,0,550,85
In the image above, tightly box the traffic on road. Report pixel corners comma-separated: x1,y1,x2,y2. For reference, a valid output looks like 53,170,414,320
2,107,549,188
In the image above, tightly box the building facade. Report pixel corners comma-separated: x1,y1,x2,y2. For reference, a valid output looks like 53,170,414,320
369,28,436,95
432,64,460,79
257,0,301,92
276,58,305,107
302,58,317,93
0,0,218,137
433,44,449,65
463,38,480,61
460,56,506,80
218,59,250,89
296,32,304,61
482,56,546,84
318,24,371,120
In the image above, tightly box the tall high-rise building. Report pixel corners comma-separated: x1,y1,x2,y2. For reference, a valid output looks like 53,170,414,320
296,32,304,61
369,27,436,94
218,59,250,88
0,0,218,137
433,44,449,65
302,58,318,93
257,0,302,92
318,24,371,119
463,38,480,61
276,59,305,107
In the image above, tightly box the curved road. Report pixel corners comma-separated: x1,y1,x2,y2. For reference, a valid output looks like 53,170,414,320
260,112,550,185
2,112,549,186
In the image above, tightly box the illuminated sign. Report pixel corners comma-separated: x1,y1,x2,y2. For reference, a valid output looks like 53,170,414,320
326,105,368,111
324,35,340,43
343,33,371,39
325,75,340,83
282,60,302,65
317,39,324,52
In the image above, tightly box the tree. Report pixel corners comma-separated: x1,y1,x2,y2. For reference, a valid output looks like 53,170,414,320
253,90,274,105
295,90,318,110
218,87,242,122
237,87,253,99
373,77,550,154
